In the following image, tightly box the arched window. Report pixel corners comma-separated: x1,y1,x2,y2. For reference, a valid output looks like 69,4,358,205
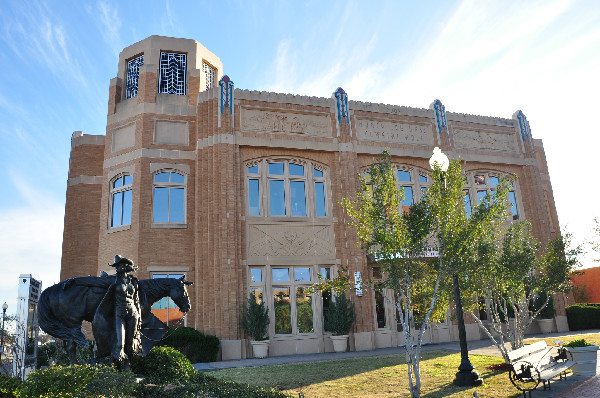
464,171,520,220
153,170,186,223
110,174,133,228
245,159,329,218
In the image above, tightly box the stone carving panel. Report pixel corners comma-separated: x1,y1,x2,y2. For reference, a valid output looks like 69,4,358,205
355,119,433,145
247,224,335,257
453,129,516,152
241,108,331,137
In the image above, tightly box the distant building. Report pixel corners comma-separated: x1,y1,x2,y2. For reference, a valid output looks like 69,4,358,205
61,35,565,360
571,266,600,303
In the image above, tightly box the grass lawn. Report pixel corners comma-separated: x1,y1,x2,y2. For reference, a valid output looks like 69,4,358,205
524,332,600,347
211,351,523,398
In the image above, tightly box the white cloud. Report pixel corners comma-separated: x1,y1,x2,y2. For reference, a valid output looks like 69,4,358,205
97,0,123,58
0,202,63,315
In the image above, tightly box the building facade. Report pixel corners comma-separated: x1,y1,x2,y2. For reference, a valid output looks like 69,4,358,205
61,35,567,360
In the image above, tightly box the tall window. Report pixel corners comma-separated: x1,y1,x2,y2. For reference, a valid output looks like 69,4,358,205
110,174,132,228
158,52,187,95
153,170,185,223
464,172,520,220
362,165,429,213
203,62,215,90
245,159,329,218
272,266,314,334
151,273,186,326
125,55,144,99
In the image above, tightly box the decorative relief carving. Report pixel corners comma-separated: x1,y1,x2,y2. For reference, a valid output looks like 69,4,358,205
453,129,516,152
355,119,433,145
247,224,335,257
241,108,330,137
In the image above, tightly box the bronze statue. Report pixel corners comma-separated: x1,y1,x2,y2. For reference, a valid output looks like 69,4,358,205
93,256,142,369
37,255,193,367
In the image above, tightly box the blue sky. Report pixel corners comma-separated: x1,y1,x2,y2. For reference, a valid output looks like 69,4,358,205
0,0,599,312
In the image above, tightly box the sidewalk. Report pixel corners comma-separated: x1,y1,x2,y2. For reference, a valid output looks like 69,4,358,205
194,330,600,397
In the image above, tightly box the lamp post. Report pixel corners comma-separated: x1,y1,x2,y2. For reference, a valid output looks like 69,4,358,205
429,148,482,387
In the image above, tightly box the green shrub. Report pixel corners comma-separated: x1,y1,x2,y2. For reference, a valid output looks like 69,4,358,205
324,292,356,336
566,304,600,330
19,364,137,398
36,340,95,368
138,346,196,384
157,327,220,363
564,338,593,348
532,292,555,319
0,374,21,397
241,295,270,341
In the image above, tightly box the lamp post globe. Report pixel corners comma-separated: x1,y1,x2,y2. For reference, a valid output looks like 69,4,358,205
429,147,449,172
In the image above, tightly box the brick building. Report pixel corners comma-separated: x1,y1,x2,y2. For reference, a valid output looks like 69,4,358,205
61,35,566,360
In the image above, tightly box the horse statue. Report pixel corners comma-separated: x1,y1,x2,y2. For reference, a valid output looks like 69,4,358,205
38,273,192,365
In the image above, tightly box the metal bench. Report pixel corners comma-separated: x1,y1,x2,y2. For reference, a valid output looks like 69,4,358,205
508,340,574,397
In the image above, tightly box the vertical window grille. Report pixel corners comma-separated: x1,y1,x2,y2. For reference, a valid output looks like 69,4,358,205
125,55,144,99
203,62,215,90
159,52,187,95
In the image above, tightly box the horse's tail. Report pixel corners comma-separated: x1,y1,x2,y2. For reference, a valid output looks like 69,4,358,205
38,285,87,346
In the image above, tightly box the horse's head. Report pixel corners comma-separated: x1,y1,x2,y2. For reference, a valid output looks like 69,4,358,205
169,276,193,313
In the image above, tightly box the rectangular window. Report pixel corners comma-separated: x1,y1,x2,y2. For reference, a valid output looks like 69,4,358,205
159,52,187,95
296,287,313,333
315,182,326,217
170,188,185,222
126,55,144,99
248,179,260,215
509,191,519,220
290,181,306,216
251,268,263,283
477,190,487,205
272,268,290,282
202,62,215,90
398,170,411,182
153,187,169,222
401,186,413,213
320,267,331,329
375,288,386,328
274,287,292,334
464,191,472,219
151,273,185,326
112,191,123,227
269,180,286,215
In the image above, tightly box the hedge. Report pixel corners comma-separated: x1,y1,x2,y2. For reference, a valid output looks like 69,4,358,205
565,304,600,330
157,327,220,363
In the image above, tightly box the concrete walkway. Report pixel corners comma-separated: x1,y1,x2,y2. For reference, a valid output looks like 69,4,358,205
194,330,600,397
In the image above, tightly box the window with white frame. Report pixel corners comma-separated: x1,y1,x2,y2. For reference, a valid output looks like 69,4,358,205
110,174,133,228
464,171,520,220
153,170,186,223
245,159,329,218
158,52,187,95
203,62,215,90
151,273,186,326
125,54,144,99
